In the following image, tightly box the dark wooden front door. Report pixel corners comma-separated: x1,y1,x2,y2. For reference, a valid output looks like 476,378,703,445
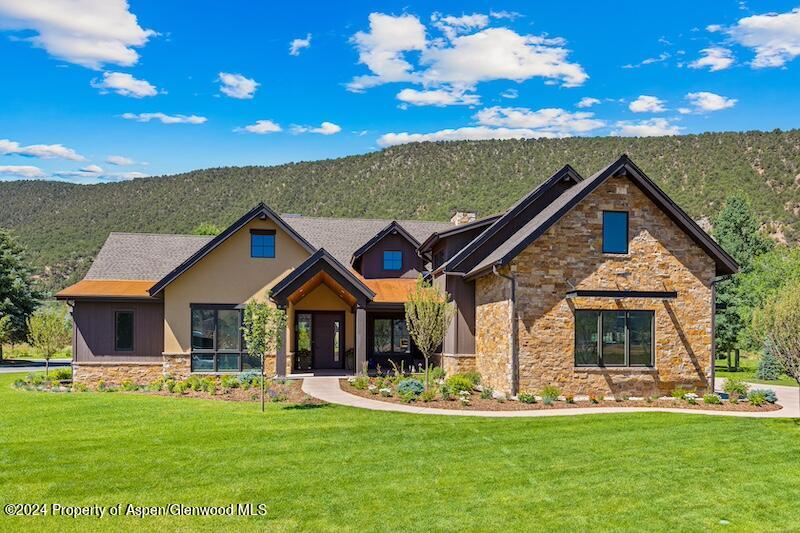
308,312,344,370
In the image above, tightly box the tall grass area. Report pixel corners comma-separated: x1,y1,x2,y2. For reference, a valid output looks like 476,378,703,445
1,343,71,360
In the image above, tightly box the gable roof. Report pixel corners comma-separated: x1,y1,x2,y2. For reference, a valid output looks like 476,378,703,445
350,221,421,267
465,155,739,279
149,203,317,296
282,215,451,266
270,248,375,307
441,164,583,274
417,214,501,256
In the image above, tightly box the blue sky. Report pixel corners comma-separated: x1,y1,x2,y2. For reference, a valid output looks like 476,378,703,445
1,0,800,183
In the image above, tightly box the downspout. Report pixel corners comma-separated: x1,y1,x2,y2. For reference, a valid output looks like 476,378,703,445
493,264,518,396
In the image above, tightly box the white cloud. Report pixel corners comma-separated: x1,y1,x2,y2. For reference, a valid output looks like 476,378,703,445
622,52,670,69
235,120,282,134
53,168,147,182
291,122,342,135
90,71,158,97
289,33,311,56
431,12,489,40
121,112,207,124
689,47,735,71
0,165,44,178
81,164,103,173
105,154,134,165
629,95,666,113
421,27,587,88
489,10,522,21
378,126,558,147
612,118,682,137
684,91,737,112
347,13,587,94
474,106,605,135
0,0,156,69
500,88,518,99
576,97,600,108
0,138,85,160
347,13,427,92
396,87,479,106
217,72,259,99
713,8,800,67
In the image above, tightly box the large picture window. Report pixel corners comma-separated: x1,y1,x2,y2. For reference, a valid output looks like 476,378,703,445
190,305,261,372
114,310,134,352
602,211,629,254
574,310,654,367
373,317,410,355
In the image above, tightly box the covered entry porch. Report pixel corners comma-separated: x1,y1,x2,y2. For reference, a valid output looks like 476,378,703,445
270,249,420,376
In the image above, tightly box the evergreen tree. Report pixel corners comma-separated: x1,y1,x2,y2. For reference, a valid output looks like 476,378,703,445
712,197,773,353
0,229,40,357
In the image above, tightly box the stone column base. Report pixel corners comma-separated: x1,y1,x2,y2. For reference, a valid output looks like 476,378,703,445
436,353,477,375
73,362,163,387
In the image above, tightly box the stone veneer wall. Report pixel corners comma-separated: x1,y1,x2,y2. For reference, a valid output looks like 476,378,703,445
474,174,716,397
474,272,513,391
73,362,163,387
437,354,477,375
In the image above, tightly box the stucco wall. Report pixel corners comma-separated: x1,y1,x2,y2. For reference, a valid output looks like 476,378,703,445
291,283,355,350
163,218,311,354
474,174,716,397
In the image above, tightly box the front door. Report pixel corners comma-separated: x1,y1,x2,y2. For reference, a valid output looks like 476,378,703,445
312,312,344,369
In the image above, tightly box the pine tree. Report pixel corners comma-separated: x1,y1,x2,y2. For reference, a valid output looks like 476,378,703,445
0,229,41,358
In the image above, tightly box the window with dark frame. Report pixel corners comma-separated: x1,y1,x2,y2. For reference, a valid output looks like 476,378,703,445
114,310,134,352
602,211,629,254
373,317,410,355
574,310,654,367
250,229,276,258
190,305,262,372
383,250,402,271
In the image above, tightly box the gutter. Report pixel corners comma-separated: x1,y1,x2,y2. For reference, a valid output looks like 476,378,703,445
493,264,518,396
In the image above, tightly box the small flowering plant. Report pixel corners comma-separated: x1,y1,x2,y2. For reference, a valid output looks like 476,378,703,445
684,392,699,405
368,384,378,395
379,387,392,397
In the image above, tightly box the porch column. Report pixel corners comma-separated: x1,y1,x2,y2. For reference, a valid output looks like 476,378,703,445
355,306,367,374
276,316,287,377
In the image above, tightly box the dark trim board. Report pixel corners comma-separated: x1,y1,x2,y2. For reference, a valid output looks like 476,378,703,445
566,289,678,299
351,221,421,267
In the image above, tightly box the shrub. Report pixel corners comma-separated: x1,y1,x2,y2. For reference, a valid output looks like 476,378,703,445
751,388,777,404
28,373,44,386
72,382,88,393
379,387,392,397
352,376,370,390
671,388,690,400
565,395,575,404
748,390,767,407
202,377,217,395
399,390,417,403
724,378,749,401
589,394,601,404
479,387,494,400
463,372,481,387
51,367,72,381
684,393,699,405
164,379,177,393
120,380,138,392
397,378,424,397
187,376,203,392
429,366,446,382
439,384,453,401
268,388,287,402
419,389,437,402
518,392,536,404
703,393,721,405
220,375,239,390
445,374,474,394
13,378,26,388
540,385,560,405
96,380,106,392
174,381,190,394
757,342,785,381
238,370,262,389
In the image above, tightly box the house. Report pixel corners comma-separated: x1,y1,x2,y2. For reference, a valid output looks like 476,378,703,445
56,155,738,397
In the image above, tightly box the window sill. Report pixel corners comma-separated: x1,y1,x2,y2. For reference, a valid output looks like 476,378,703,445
574,366,657,374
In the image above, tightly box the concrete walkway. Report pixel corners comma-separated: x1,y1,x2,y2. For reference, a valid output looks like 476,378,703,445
302,377,799,418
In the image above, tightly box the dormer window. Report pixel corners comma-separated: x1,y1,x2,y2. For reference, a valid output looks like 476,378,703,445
383,250,402,271
602,211,628,254
250,229,276,258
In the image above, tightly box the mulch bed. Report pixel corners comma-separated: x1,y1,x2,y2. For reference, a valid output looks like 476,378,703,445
340,380,781,412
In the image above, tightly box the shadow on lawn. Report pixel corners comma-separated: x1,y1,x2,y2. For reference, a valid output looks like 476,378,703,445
283,402,331,411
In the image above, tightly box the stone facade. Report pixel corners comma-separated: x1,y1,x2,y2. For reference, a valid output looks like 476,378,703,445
162,353,191,380
474,174,716,397
437,353,477,375
73,362,163,387
475,273,513,391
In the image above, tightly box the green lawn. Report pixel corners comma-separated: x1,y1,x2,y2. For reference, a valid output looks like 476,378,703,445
715,352,798,387
1,373,800,532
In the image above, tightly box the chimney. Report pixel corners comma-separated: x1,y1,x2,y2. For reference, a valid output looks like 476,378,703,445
450,211,477,226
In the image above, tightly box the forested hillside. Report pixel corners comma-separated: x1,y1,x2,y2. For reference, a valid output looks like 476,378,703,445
2,130,799,292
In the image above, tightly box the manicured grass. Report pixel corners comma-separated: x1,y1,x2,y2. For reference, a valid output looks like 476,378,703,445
1,342,71,360
1,373,799,531
715,352,798,387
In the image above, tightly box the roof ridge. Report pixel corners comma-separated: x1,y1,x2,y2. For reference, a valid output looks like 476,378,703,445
282,214,451,225
107,231,213,238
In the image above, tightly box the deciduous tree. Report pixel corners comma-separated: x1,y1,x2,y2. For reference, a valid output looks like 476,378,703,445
27,307,70,376
242,299,286,412
760,281,800,413
404,276,455,390
0,229,40,352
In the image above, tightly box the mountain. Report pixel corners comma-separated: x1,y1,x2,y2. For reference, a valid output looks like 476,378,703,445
2,130,800,293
